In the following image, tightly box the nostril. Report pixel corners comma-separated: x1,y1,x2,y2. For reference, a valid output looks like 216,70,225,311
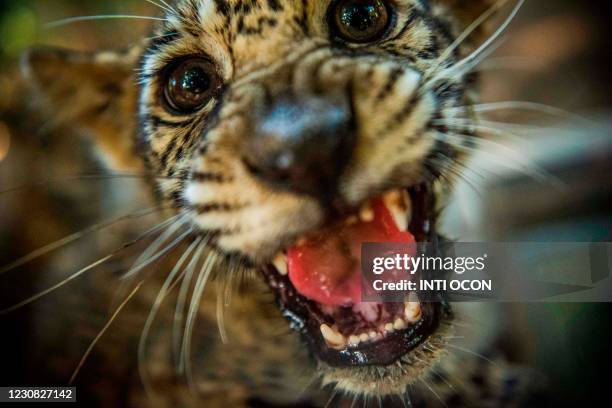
244,95,355,200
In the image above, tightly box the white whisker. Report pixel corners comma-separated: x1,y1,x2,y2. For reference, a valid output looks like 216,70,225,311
0,206,163,276
324,387,340,408
143,31,178,42
452,101,594,125
0,214,185,315
44,15,168,29
138,237,203,396
425,38,504,94
144,0,174,15
431,131,564,187
0,255,113,315
122,227,194,280
122,213,191,280
445,37,504,81
172,236,209,369
69,282,143,385
181,251,218,388
426,0,512,79
224,257,240,308
433,0,525,84
155,0,177,14
445,343,495,365
431,153,489,190
433,118,548,133
109,213,190,309
420,377,447,408
433,119,556,146
216,280,229,345
215,257,241,345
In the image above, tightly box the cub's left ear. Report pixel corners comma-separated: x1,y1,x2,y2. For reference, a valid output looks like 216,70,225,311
22,46,143,171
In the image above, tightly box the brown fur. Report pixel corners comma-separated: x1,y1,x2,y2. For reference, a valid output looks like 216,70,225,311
18,0,549,406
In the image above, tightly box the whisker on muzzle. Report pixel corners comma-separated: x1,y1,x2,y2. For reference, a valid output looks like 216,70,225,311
138,236,204,397
0,205,169,276
69,281,144,385
181,250,219,389
121,212,193,280
0,213,185,315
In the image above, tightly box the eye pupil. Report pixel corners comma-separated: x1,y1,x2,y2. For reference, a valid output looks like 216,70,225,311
165,59,217,113
177,67,210,97
333,0,389,43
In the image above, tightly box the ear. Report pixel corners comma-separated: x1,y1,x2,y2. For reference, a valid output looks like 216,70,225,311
22,46,144,172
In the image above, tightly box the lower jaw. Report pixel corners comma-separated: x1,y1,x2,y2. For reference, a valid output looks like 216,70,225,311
261,185,443,367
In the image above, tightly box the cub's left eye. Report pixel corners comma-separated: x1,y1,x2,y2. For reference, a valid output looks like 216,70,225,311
330,0,392,43
163,58,220,113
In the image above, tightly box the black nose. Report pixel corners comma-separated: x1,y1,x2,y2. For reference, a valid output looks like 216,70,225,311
244,95,355,200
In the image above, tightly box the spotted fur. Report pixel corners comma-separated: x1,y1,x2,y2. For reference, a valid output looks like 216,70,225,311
22,0,550,406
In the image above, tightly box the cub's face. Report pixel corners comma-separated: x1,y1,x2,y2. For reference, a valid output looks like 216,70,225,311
140,0,471,262
27,0,496,399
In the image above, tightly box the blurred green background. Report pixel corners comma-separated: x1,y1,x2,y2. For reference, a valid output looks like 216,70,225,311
0,0,154,58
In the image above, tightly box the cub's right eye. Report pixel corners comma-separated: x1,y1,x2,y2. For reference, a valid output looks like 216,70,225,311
162,58,220,114
329,0,392,43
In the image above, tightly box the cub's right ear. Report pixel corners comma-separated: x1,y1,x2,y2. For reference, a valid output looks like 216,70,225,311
21,46,144,171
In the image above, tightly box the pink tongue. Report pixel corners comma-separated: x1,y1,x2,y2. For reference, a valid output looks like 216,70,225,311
287,198,415,306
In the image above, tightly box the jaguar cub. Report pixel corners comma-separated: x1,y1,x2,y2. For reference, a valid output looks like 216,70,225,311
22,0,547,406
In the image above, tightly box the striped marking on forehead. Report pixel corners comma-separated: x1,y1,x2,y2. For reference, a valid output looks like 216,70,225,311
175,0,287,29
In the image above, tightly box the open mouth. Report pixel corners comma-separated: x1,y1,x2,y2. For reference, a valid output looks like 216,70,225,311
261,185,441,367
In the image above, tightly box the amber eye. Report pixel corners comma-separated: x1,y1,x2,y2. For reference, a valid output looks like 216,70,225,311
330,0,391,43
163,58,219,113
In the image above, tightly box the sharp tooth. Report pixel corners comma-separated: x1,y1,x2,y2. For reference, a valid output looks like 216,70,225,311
368,331,378,339
384,323,395,333
359,333,370,342
348,335,361,346
359,204,375,222
393,318,407,330
383,190,411,231
404,299,421,323
320,324,347,349
272,252,288,276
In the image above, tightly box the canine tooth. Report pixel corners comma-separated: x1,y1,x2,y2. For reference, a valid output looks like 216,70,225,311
320,324,346,349
359,333,370,342
272,252,288,275
383,190,411,231
393,318,407,330
368,331,377,339
384,323,394,333
359,204,375,222
404,300,421,323
348,335,361,346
